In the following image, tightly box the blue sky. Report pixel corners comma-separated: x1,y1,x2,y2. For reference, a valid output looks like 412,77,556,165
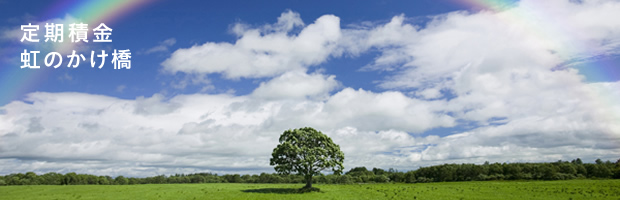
0,0,476,104
0,0,619,177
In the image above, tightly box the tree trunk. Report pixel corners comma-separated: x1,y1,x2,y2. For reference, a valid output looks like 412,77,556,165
304,176,312,188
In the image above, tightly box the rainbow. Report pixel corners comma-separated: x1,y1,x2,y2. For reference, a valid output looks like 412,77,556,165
0,0,151,105
455,0,520,11
454,0,620,135
455,0,618,81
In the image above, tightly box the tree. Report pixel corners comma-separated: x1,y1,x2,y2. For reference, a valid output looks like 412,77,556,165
346,167,374,177
614,159,620,179
114,176,128,185
63,172,77,185
372,168,386,176
596,158,604,165
97,176,110,185
270,127,344,190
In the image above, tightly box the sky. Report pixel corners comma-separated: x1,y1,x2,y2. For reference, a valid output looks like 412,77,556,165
0,0,619,177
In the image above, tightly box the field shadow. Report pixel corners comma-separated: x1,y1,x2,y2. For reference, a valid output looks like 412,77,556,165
241,188,300,194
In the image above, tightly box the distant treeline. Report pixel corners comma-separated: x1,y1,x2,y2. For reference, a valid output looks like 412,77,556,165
1,158,618,186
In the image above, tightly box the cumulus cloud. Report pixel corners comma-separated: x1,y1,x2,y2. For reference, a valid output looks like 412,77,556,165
2,82,615,176
335,0,620,125
0,89,455,176
133,94,182,116
251,71,340,100
351,0,620,92
350,0,620,164
26,117,44,133
162,10,342,78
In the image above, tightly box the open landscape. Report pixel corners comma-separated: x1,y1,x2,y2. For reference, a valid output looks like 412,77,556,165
2,0,620,199
2,180,619,200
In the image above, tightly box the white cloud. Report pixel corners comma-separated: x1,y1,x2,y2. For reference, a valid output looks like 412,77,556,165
167,73,212,90
336,0,620,125
251,71,339,100
319,88,455,132
2,87,614,175
116,85,126,93
338,0,620,165
57,73,73,82
0,26,23,41
337,14,418,61
0,88,457,176
143,38,176,55
260,10,305,34
133,94,182,115
363,0,620,92
162,11,341,78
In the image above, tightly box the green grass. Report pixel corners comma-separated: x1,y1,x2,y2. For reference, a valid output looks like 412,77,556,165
1,179,619,200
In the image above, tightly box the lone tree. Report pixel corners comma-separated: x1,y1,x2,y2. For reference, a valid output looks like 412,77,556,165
270,127,344,190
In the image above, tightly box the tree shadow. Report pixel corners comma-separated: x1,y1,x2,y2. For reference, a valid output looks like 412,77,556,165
241,188,301,194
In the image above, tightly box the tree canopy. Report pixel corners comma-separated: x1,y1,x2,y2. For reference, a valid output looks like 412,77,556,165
270,127,344,189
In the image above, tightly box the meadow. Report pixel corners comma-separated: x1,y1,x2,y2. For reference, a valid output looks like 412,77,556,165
1,179,618,200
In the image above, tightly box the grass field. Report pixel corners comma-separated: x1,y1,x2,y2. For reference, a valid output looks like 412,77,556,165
1,179,619,200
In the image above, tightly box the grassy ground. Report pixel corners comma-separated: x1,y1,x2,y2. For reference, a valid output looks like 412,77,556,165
1,179,618,200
